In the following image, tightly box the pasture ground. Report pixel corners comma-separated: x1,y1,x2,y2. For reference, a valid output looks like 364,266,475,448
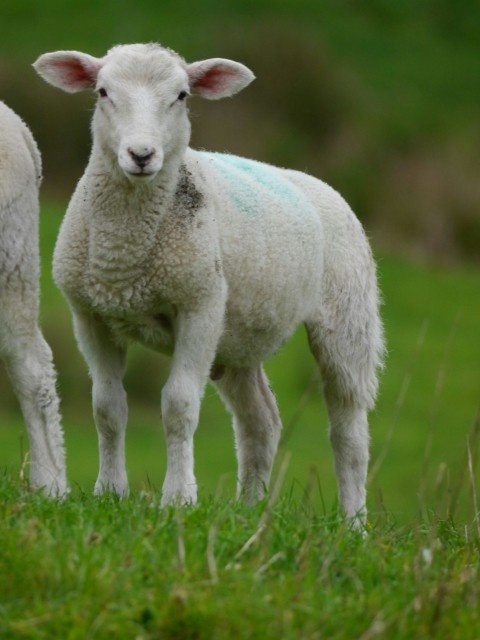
1,471,479,639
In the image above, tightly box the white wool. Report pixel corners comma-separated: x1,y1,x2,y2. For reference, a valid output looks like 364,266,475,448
0,101,67,496
34,44,384,520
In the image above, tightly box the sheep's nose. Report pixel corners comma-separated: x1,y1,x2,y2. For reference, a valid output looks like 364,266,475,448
128,148,155,168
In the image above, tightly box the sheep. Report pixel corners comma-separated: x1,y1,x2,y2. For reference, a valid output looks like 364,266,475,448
34,43,384,521
0,100,67,496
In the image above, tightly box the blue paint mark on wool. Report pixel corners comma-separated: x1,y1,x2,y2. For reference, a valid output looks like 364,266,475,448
204,152,307,217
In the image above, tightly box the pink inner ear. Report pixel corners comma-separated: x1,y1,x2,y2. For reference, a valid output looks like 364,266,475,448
193,66,237,91
54,58,97,88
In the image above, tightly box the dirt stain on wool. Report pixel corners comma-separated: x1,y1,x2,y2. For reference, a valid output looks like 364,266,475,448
174,164,204,221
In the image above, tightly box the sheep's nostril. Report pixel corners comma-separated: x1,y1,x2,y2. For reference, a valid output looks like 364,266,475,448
128,148,155,168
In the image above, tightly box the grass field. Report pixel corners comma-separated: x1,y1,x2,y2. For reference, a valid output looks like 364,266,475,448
1,472,479,639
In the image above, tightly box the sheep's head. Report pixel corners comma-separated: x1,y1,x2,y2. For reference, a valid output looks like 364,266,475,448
34,43,255,182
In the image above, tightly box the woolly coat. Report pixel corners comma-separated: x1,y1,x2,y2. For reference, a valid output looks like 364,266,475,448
0,101,43,350
53,147,374,380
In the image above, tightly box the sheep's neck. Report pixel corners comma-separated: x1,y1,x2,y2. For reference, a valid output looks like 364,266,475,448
86,157,182,285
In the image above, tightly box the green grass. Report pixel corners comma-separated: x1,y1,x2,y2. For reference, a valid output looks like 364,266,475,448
1,472,479,639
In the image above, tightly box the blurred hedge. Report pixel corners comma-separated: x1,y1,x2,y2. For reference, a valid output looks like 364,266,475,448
1,0,479,263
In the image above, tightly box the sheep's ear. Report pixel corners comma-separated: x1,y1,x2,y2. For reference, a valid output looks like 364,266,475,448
187,58,255,100
33,51,102,93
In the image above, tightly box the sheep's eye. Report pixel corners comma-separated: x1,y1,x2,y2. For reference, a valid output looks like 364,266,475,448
98,88,108,98
178,91,188,102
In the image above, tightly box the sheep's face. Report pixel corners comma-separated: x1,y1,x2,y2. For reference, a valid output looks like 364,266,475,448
34,44,255,183
94,49,191,181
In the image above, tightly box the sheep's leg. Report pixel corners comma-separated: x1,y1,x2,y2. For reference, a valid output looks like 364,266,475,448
214,366,282,504
161,301,226,507
325,398,370,522
305,237,383,526
160,366,200,506
71,310,128,496
3,327,68,497
306,309,381,525
306,323,371,523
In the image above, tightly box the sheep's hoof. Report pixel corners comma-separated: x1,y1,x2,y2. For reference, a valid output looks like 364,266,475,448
30,478,70,500
94,479,129,498
161,485,198,508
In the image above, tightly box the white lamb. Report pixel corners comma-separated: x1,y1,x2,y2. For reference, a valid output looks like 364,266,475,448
0,100,67,496
34,43,384,520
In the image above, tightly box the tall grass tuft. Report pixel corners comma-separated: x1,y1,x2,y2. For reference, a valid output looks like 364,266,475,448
1,443,479,640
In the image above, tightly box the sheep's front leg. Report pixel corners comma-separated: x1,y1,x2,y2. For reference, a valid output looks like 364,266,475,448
161,299,225,507
71,310,128,496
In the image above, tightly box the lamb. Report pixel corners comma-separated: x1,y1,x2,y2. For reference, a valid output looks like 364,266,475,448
34,43,384,520
0,100,67,496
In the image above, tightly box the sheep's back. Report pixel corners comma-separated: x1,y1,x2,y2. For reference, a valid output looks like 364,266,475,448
0,102,41,306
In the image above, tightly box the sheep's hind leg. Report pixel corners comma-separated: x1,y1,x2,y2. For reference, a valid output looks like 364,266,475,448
72,311,129,497
305,315,381,525
3,328,68,497
324,394,370,523
214,366,282,504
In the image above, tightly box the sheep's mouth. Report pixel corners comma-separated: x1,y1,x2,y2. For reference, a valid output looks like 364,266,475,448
124,168,158,181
